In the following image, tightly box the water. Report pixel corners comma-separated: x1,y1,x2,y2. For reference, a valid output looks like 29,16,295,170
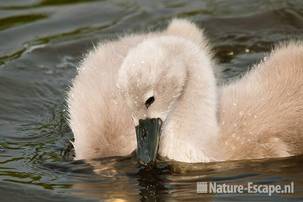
1,0,303,201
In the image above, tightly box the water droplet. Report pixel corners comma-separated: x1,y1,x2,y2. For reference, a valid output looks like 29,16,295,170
112,99,118,105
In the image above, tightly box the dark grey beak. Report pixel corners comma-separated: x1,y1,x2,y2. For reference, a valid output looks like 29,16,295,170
135,118,163,166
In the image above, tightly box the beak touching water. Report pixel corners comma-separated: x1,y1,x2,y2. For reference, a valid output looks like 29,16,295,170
135,118,163,166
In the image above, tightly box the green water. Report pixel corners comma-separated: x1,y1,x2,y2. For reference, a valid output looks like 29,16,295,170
0,0,303,201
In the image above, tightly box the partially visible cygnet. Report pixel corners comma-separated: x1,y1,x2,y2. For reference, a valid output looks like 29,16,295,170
68,18,303,163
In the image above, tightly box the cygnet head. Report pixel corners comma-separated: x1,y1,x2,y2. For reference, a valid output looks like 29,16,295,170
118,36,189,124
118,32,218,164
118,36,195,165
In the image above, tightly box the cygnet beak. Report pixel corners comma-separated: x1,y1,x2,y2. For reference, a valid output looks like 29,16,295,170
135,118,162,166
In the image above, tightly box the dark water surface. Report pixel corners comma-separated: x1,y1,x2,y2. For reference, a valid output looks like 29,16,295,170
1,0,303,201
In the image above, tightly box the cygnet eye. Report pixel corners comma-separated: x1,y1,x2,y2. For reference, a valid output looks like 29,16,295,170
145,96,155,109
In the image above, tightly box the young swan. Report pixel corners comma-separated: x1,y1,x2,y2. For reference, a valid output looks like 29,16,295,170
69,18,303,163
118,21,303,163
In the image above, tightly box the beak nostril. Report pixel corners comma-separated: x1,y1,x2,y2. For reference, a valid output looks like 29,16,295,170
145,96,155,109
142,128,148,138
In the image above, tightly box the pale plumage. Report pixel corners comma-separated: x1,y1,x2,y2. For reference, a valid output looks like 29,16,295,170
68,19,303,163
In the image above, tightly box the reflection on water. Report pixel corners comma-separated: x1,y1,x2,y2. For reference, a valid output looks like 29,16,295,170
1,0,303,201
70,155,303,201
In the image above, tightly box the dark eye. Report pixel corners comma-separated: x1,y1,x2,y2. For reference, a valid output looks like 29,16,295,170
145,96,155,109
